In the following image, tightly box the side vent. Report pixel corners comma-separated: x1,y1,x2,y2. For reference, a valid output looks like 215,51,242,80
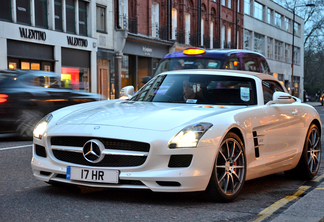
252,131,264,158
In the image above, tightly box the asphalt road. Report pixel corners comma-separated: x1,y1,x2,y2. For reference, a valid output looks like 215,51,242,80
0,103,323,222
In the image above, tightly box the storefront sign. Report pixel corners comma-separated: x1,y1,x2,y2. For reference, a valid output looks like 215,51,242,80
142,46,153,56
19,27,46,41
67,36,88,47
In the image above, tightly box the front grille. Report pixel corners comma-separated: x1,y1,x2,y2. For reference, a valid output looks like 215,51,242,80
168,155,193,168
51,136,150,152
52,150,147,167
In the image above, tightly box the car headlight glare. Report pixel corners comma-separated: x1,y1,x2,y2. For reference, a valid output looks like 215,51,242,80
168,123,213,148
33,114,53,139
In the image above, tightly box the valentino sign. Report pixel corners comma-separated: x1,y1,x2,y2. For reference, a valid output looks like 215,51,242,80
67,36,88,47
19,27,46,41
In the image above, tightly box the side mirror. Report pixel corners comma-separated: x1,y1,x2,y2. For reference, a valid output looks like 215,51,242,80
267,92,295,105
120,86,134,100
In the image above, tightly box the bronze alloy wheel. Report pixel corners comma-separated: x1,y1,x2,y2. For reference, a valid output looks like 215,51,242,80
305,124,321,177
285,123,321,180
206,132,246,202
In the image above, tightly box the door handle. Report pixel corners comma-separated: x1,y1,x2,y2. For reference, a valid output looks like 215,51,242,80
292,108,298,116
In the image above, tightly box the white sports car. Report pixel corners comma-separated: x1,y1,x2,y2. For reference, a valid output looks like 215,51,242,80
31,70,322,202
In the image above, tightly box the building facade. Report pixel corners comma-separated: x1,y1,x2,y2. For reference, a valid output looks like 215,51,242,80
243,0,304,99
0,0,118,100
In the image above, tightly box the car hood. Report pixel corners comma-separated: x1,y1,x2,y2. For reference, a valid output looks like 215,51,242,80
56,100,244,131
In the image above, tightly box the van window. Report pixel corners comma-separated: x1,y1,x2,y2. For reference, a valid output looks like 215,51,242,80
154,58,224,75
260,58,270,74
243,57,260,72
224,58,241,70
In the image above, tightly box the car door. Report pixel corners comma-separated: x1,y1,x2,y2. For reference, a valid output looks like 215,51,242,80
262,80,304,168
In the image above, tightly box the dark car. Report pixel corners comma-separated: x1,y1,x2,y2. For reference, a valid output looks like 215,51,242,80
154,48,271,76
0,69,105,138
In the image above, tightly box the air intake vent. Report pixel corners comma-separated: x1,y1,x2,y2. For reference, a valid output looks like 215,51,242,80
168,155,193,168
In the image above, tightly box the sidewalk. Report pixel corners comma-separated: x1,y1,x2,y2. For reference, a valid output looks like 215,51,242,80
270,181,324,222
306,101,321,107
270,101,324,222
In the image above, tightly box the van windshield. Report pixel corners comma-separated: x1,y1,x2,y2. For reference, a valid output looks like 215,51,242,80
154,58,224,76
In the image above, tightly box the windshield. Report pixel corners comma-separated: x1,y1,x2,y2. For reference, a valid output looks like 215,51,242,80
154,58,224,75
131,74,257,105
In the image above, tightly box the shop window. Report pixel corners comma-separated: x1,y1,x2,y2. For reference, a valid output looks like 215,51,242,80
61,67,90,91
121,55,130,88
79,1,87,36
96,5,106,32
44,65,51,71
55,0,63,31
21,62,30,70
31,63,41,70
0,0,11,21
17,0,31,25
35,0,47,28
8,62,17,69
66,0,75,34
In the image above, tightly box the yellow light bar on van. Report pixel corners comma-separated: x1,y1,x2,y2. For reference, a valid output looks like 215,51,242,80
183,48,206,55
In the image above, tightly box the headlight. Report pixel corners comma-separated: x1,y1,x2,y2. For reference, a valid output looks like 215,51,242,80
33,114,53,139
168,123,213,148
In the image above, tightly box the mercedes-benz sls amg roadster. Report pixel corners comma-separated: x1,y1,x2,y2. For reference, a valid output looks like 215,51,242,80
31,70,321,202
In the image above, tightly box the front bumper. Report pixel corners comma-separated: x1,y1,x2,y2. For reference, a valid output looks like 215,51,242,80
31,125,219,192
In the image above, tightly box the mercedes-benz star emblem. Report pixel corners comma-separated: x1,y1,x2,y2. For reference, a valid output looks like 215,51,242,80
82,139,105,163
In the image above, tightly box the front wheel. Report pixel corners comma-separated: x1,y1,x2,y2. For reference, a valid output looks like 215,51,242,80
205,132,246,202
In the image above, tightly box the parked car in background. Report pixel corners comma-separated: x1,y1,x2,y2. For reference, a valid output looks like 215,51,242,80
154,48,271,76
0,70,105,138
32,70,321,202
122,48,272,96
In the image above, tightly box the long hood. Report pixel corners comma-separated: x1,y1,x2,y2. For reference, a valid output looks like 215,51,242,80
56,101,244,131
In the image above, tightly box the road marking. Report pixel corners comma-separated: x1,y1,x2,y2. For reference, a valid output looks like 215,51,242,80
0,144,32,151
252,186,311,222
316,187,324,190
312,173,324,182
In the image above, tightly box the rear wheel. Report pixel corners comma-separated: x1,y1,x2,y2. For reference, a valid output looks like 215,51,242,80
285,124,321,179
205,132,246,202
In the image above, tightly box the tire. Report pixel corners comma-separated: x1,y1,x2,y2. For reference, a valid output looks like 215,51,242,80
16,110,43,138
205,132,246,202
285,124,321,180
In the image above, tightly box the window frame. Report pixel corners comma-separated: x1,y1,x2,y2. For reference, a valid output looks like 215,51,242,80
78,0,88,36
0,0,12,22
96,5,107,33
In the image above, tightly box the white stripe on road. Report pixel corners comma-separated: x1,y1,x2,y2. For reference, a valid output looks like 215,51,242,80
0,144,32,151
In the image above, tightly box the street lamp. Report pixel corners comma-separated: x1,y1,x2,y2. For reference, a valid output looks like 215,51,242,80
291,3,315,96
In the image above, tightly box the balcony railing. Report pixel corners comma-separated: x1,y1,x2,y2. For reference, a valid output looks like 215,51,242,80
213,39,221,49
128,17,138,34
203,35,210,49
224,42,236,49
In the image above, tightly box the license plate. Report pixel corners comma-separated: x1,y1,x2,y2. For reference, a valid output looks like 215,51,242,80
66,166,119,183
